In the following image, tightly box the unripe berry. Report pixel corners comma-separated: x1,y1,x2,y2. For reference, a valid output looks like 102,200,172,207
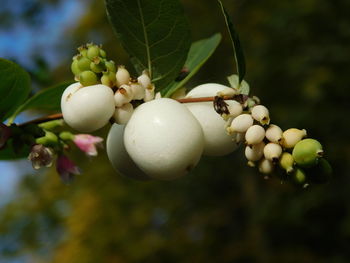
105,60,116,72
116,66,130,87
99,49,107,58
258,158,274,174
245,141,265,163
79,71,98,86
279,152,294,174
292,168,307,186
114,85,133,107
292,138,323,168
77,56,91,71
71,58,81,76
265,124,283,143
114,103,134,125
61,83,115,132
228,114,254,134
245,125,265,145
281,128,307,148
124,98,204,180
78,46,88,57
101,71,116,87
263,142,282,162
87,44,100,60
90,58,105,73
251,105,270,125
185,83,239,156
107,124,149,180
130,82,145,100
137,71,151,89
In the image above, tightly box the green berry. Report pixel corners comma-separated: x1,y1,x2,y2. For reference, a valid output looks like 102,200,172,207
105,60,116,72
77,56,92,71
99,49,107,58
279,152,294,174
71,58,81,76
87,45,100,60
292,168,307,185
292,138,323,168
90,59,105,73
101,71,116,87
78,46,88,57
79,71,98,86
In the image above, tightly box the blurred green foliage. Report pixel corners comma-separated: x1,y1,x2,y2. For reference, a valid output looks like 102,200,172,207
1,0,350,262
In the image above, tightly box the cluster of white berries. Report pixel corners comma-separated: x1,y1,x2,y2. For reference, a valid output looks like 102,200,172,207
210,84,330,186
61,44,155,132
61,45,331,185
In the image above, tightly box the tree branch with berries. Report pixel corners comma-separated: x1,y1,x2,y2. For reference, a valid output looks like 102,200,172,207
0,0,331,186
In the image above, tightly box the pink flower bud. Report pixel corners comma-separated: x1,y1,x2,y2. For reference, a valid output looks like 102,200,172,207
28,144,54,169
73,134,103,156
56,155,81,182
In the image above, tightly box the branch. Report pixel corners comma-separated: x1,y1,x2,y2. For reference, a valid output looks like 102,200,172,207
18,95,247,126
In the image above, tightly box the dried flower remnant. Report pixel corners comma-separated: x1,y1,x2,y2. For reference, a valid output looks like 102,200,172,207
28,144,54,169
56,155,81,183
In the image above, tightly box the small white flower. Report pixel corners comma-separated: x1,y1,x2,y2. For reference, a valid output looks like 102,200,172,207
263,142,282,162
116,65,130,87
265,124,283,143
114,103,134,124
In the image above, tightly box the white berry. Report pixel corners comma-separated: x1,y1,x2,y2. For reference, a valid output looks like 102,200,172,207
107,124,149,180
185,83,239,156
61,83,115,132
124,98,204,180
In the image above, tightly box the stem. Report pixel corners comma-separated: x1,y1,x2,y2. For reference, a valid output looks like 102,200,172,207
18,113,63,127
17,96,245,126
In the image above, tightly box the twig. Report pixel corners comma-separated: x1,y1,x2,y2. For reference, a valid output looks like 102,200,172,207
18,96,246,126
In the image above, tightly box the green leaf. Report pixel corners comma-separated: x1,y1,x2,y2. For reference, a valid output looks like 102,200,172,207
0,59,31,122
105,0,191,90
227,74,250,95
0,140,29,160
8,81,72,123
217,1,246,84
162,33,222,97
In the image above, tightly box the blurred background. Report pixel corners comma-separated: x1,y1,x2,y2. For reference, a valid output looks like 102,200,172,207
0,0,350,262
